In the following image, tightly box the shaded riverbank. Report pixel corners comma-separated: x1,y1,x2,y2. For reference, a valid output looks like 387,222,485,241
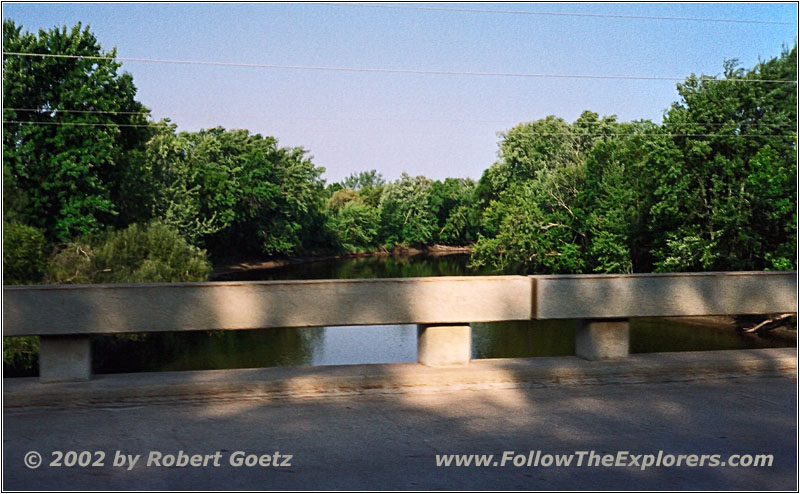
211,245,480,281
211,244,474,280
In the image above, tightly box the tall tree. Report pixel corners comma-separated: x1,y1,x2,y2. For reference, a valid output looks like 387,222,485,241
650,47,797,271
471,112,620,273
579,122,664,273
143,121,222,245
144,125,329,258
378,173,438,247
333,170,386,207
3,21,151,242
428,178,479,245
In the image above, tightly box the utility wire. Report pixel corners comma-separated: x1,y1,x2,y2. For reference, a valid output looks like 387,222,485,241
325,2,795,25
4,120,796,138
4,108,151,116
3,52,796,84
503,131,797,138
2,120,168,128
3,109,796,128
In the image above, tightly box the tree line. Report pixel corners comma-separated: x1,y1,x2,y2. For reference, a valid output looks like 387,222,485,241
3,21,796,286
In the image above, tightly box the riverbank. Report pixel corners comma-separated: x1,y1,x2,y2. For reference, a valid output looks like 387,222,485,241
211,244,473,279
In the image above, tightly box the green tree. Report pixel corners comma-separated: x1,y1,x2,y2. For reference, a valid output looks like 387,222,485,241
250,141,329,255
650,48,797,271
327,188,363,212
340,169,386,190
471,166,587,274
473,49,796,275
142,125,329,258
143,121,223,244
3,21,151,241
579,121,664,273
471,112,620,273
328,201,381,251
379,173,438,247
337,170,385,207
428,178,479,245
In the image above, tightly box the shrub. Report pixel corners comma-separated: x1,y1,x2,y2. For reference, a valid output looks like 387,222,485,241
13,222,212,375
3,336,38,377
45,221,211,284
3,220,47,285
3,221,48,375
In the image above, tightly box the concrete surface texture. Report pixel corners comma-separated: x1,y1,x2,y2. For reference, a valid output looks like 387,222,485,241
532,271,797,319
38,335,91,383
574,319,630,360
417,324,472,366
2,276,533,336
5,349,795,407
3,375,796,490
6,272,796,337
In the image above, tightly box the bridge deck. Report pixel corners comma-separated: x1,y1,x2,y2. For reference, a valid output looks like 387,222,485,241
3,366,796,490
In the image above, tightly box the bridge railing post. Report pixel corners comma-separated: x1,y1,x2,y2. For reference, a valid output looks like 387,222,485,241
574,319,630,360
38,335,91,383
417,324,471,367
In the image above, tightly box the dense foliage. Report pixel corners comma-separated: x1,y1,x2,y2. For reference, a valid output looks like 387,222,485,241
3,21,796,290
3,21,152,242
3,220,47,284
45,222,211,284
650,54,797,271
144,124,330,257
472,48,796,274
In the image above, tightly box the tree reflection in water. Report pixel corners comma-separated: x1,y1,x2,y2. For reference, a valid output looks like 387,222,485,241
91,328,324,374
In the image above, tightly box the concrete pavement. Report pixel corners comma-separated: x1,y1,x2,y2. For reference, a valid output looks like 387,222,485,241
3,373,796,490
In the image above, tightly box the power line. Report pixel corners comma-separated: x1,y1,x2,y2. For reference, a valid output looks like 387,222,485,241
0,120,475,137
2,120,167,128
5,120,796,139
325,2,795,26
3,107,517,124
4,108,150,116
4,108,797,128
3,52,796,84
505,131,797,139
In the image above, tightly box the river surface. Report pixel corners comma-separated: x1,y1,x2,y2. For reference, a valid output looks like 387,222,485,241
5,254,794,377
86,254,793,375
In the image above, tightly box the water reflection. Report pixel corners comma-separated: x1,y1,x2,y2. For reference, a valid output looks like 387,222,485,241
316,325,417,366
629,318,794,353
213,254,496,281
89,325,421,374
83,318,793,375
91,327,324,374
474,318,794,360
472,321,575,359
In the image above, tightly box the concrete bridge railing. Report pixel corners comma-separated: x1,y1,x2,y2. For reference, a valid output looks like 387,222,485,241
3,271,796,383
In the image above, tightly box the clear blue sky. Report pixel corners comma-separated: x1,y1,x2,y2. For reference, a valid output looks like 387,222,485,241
3,2,797,183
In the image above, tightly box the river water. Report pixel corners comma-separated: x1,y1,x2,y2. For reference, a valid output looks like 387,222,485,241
80,254,793,375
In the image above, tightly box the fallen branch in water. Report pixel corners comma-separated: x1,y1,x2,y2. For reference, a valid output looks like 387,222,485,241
743,313,796,334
